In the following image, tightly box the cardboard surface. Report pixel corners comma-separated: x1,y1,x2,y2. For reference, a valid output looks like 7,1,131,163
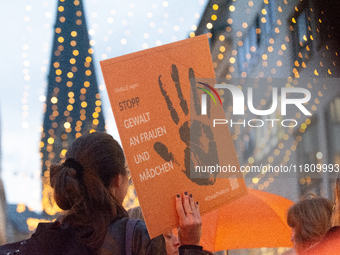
100,35,247,238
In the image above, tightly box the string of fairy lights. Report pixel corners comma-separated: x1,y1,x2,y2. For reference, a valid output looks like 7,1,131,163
14,2,54,214
21,5,32,130
196,1,262,188
190,0,337,193
251,2,332,190
21,2,53,132
229,1,299,189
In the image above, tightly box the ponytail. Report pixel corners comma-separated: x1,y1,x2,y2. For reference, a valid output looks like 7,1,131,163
50,132,128,249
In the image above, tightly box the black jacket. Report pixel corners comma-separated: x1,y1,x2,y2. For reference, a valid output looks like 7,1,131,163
101,218,210,255
0,218,209,255
100,217,166,254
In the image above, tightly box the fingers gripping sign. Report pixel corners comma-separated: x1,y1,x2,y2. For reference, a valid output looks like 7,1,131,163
176,192,202,246
154,64,219,186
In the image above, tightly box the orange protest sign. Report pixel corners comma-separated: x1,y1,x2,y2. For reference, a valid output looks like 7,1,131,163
100,35,247,238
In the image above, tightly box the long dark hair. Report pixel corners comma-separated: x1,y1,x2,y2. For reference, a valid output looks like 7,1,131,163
50,132,128,249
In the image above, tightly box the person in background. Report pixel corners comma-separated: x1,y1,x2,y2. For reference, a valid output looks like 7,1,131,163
162,230,180,255
128,204,213,255
304,175,340,254
286,195,333,254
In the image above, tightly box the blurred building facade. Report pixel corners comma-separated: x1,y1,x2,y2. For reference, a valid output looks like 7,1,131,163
196,0,340,254
0,109,7,244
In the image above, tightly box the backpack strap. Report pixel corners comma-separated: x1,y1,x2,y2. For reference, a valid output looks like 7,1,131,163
125,219,139,255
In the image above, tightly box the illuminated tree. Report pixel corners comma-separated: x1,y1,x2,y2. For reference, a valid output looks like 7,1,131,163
40,0,105,216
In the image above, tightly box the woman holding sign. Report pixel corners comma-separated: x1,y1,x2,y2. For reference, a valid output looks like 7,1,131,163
0,132,208,255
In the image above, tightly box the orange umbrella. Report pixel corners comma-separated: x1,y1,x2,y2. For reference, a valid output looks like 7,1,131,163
200,188,294,251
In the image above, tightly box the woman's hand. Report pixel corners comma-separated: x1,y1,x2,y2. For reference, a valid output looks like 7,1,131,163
175,192,202,246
